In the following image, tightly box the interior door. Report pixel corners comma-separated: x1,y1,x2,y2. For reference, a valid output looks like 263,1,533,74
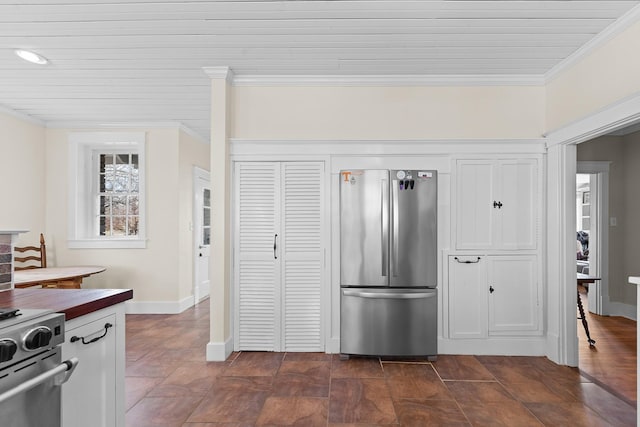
281,162,324,351
234,162,280,351
194,168,211,302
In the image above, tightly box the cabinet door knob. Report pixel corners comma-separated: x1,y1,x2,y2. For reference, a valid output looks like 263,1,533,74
493,201,503,209
489,286,495,293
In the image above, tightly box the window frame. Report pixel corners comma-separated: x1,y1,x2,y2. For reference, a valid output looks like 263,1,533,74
68,132,146,249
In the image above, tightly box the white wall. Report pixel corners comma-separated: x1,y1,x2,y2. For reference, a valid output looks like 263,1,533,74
0,111,46,245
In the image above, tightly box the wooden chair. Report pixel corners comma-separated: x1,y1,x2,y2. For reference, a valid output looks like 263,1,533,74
14,233,47,271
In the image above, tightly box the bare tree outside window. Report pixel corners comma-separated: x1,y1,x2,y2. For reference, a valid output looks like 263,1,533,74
98,153,139,236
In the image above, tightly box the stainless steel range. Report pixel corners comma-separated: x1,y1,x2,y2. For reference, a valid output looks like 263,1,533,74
0,308,78,427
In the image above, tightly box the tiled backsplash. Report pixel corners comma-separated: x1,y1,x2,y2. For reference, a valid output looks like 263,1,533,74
0,234,12,291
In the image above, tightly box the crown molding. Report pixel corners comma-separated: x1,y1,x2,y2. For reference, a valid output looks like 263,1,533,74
545,3,640,83
0,104,45,126
231,74,544,87
202,66,234,84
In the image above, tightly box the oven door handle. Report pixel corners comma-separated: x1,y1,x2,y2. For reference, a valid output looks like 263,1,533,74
0,357,79,405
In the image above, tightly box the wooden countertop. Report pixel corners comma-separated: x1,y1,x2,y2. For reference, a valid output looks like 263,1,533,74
0,288,133,320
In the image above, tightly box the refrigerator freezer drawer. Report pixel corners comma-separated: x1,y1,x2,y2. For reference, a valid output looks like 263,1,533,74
340,288,437,357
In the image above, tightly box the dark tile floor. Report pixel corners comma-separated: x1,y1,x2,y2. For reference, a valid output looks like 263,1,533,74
125,301,637,426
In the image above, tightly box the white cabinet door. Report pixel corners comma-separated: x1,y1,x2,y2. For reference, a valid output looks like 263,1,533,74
62,313,117,427
456,160,494,249
456,159,538,250
488,256,539,333
494,160,537,250
234,161,324,352
448,255,488,339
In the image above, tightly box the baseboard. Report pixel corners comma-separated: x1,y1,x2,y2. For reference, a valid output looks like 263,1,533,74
545,332,561,365
606,301,637,320
207,338,233,361
125,296,193,314
438,337,547,356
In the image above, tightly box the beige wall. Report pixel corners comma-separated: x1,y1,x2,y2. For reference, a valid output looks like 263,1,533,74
232,85,546,140
44,127,208,305
546,19,640,132
577,133,639,305
178,130,210,301
0,112,46,245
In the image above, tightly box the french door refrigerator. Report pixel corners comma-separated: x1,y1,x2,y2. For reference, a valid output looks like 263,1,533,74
340,169,437,358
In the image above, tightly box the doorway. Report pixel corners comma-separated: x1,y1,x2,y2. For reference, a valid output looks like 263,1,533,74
576,163,610,316
194,167,211,303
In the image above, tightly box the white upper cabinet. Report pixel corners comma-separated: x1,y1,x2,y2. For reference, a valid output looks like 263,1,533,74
455,159,538,250
234,161,325,352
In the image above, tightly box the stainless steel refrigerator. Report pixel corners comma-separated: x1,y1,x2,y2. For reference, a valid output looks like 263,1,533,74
340,169,437,358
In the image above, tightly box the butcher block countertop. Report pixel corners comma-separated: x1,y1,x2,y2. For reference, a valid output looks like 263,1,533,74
0,288,133,320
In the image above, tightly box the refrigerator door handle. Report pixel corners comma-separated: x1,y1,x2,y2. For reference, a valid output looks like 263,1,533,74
342,290,435,299
381,179,389,277
391,180,399,277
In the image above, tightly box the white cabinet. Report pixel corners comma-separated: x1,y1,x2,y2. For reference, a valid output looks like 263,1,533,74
487,256,539,333
62,304,125,427
448,255,540,338
455,159,538,250
234,161,325,352
448,255,488,339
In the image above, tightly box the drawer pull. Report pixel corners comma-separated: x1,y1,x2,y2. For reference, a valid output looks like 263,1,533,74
70,323,113,345
454,256,481,264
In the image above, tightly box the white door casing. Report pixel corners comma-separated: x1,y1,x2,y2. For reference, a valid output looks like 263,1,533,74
194,167,211,303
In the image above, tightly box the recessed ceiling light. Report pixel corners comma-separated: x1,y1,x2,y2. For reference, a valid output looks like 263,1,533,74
15,49,49,65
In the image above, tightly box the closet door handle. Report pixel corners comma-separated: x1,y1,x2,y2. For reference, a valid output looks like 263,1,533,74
273,234,278,259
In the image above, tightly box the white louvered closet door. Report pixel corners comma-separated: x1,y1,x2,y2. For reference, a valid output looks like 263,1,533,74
280,162,324,351
234,161,324,352
235,162,281,351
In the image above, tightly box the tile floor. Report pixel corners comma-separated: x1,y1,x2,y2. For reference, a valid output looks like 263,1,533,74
125,301,637,426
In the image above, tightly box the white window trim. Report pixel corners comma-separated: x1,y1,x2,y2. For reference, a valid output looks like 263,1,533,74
68,132,147,249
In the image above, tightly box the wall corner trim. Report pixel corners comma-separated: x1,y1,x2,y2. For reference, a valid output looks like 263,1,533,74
206,338,233,361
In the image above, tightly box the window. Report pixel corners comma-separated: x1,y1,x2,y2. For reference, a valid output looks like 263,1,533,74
68,132,146,249
98,153,139,237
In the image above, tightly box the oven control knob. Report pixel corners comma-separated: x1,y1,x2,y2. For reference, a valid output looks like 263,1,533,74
0,339,17,362
23,327,53,351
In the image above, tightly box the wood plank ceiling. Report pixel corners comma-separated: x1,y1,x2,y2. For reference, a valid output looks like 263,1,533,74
1,0,638,140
